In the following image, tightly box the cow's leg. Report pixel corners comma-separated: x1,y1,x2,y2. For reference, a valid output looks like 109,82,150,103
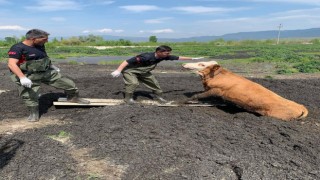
177,90,214,104
190,90,215,100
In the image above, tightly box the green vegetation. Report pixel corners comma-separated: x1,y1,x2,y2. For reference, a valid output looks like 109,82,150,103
98,60,123,65
47,130,72,142
264,75,274,79
85,173,102,180
1,34,320,74
149,35,158,43
67,60,81,65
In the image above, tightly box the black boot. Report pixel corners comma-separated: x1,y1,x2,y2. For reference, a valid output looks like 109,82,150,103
27,106,39,122
67,93,90,104
154,94,168,104
124,93,136,104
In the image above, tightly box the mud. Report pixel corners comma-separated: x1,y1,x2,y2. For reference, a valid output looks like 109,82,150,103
0,62,319,179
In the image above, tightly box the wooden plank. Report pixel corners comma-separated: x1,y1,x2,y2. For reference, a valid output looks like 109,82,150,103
54,98,214,107
53,102,123,106
54,98,160,106
54,98,124,106
158,104,214,107
57,98,123,103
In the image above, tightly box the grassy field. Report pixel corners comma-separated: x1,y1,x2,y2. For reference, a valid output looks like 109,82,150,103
1,41,319,74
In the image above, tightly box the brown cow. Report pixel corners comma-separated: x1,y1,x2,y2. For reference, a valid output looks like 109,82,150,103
184,64,308,121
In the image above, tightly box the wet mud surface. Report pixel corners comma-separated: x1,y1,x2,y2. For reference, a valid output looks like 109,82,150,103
0,62,319,179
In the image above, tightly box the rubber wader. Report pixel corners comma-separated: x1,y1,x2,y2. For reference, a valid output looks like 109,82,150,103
67,93,90,104
27,106,39,122
124,93,136,104
154,93,168,104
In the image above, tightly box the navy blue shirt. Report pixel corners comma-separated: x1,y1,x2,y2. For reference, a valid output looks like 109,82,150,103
8,42,48,65
126,52,179,67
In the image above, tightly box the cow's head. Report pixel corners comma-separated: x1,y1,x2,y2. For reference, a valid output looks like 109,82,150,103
198,64,222,79
182,61,218,71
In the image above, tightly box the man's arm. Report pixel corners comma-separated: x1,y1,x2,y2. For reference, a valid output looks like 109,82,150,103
116,60,129,72
8,58,25,78
178,56,204,60
111,60,129,77
8,58,33,88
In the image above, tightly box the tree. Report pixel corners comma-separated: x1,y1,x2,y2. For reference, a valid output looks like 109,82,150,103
149,36,157,43
118,39,132,46
310,38,320,44
5,36,19,44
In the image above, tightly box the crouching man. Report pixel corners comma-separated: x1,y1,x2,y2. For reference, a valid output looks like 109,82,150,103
8,29,89,122
111,45,203,104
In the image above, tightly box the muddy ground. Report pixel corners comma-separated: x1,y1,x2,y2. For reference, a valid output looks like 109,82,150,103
0,61,319,180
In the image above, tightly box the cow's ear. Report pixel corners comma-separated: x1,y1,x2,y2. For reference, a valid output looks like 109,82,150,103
209,65,221,78
209,68,215,78
212,64,221,71
213,65,222,73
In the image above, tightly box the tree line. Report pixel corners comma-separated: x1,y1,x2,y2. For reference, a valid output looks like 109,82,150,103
0,35,160,47
1,34,320,47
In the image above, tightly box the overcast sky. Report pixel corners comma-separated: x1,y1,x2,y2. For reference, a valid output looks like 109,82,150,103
0,0,320,38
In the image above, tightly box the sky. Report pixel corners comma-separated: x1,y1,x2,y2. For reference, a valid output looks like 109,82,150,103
0,0,320,39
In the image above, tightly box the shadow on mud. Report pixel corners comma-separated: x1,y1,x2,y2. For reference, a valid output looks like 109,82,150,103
183,91,261,116
0,139,24,169
39,92,96,110
38,92,65,116
133,90,258,116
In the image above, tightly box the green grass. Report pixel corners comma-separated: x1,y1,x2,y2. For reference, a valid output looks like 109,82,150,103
264,75,274,79
85,173,102,180
67,60,87,65
2,42,320,74
47,130,72,141
97,60,123,65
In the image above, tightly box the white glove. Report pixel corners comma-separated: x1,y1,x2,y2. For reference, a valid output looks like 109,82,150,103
50,64,60,72
111,70,121,78
192,57,204,60
20,77,33,88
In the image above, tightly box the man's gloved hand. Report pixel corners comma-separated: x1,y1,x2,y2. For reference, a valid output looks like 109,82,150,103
50,64,60,72
111,70,121,78
20,77,33,88
192,57,204,60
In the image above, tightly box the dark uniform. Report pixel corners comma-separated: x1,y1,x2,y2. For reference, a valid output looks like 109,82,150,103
123,52,179,95
8,42,79,107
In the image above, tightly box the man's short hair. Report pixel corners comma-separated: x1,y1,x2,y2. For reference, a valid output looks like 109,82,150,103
25,29,50,39
156,45,172,52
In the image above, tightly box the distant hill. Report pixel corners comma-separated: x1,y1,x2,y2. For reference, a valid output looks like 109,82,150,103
101,27,320,42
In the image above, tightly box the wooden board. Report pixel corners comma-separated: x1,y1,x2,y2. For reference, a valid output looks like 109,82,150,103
157,103,214,107
54,98,125,106
53,98,214,107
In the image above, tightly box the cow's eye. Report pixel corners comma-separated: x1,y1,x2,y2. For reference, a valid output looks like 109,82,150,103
199,63,205,66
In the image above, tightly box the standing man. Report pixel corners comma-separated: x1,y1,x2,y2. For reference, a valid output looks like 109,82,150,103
8,29,89,122
111,45,203,104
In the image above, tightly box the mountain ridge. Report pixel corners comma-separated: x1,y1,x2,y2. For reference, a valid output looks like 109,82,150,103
100,27,320,42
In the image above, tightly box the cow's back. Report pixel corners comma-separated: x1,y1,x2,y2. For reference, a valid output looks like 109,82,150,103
204,69,308,121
